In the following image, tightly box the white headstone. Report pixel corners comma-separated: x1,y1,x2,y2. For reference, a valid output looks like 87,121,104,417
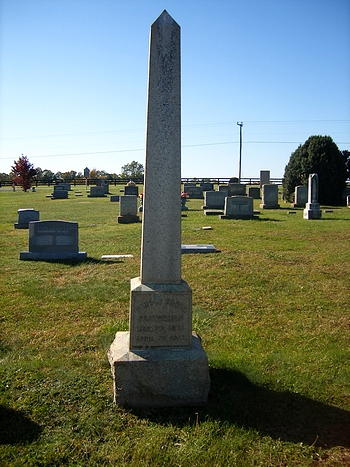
303,173,322,219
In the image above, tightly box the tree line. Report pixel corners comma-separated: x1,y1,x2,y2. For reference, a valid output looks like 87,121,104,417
2,137,349,204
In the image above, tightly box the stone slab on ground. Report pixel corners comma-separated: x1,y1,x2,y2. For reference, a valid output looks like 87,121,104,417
181,244,216,254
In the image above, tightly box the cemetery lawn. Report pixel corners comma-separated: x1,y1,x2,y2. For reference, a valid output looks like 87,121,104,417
1,186,349,467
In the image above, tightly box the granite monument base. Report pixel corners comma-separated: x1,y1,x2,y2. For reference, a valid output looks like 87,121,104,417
303,202,322,219
107,331,210,407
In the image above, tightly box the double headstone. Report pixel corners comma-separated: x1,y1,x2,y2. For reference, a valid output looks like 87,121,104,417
303,173,322,219
108,10,210,408
14,209,40,229
20,220,87,261
228,183,246,196
88,186,107,197
220,196,254,219
203,191,227,210
52,186,68,199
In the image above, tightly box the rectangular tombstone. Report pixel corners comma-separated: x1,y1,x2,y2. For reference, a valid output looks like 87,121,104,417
20,220,86,261
183,183,196,190
88,186,106,197
260,184,280,209
58,182,71,191
184,186,203,199
110,195,120,202
293,185,308,207
200,182,214,191
15,209,40,229
181,244,216,253
260,170,270,188
118,195,139,223
221,196,254,219
218,185,230,194
124,185,139,196
52,189,68,199
248,187,260,199
203,191,227,209
228,183,246,196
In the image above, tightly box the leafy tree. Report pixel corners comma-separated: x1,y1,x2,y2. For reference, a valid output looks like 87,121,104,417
120,161,144,180
41,169,55,183
282,136,348,205
11,155,37,191
61,170,77,181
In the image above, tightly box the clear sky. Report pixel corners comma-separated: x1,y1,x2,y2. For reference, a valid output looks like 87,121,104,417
1,0,349,179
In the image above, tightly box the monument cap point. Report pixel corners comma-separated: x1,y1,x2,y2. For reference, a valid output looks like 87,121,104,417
154,10,179,27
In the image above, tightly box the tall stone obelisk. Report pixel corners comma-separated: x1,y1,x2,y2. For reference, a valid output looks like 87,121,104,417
108,10,210,407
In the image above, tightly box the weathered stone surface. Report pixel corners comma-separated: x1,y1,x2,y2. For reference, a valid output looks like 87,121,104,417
108,331,210,407
260,170,270,188
108,10,210,408
140,10,182,285
129,278,192,349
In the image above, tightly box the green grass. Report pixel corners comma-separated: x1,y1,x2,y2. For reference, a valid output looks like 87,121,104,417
0,185,349,466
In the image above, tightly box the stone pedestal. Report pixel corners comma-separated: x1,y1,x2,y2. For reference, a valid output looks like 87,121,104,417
303,202,322,219
303,174,322,220
108,331,210,407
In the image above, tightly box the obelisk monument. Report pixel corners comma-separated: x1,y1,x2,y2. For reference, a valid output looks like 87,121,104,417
108,11,210,407
303,173,322,219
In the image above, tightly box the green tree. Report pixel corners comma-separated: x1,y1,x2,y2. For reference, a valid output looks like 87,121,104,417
120,161,144,180
282,136,347,205
11,155,37,191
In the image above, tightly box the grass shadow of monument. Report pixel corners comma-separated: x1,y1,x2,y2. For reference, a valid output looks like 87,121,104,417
0,405,42,445
132,368,350,448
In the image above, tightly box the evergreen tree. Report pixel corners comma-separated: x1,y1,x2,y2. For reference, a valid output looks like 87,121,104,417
282,136,347,205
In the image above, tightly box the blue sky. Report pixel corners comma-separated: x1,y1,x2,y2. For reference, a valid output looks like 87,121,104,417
1,0,349,178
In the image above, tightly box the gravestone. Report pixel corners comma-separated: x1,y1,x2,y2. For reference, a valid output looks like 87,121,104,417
293,185,308,207
14,208,40,229
108,10,210,408
118,195,139,224
260,170,270,188
58,182,71,191
218,185,230,195
303,173,322,219
228,183,246,196
52,186,68,199
184,185,203,199
124,185,139,196
88,186,107,197
260,184,280,209
183,183,196,190
20,220,86,261
220,196,254,219
248,186,260,199
200,182,214,191
110,195,120,202
203,190,227,210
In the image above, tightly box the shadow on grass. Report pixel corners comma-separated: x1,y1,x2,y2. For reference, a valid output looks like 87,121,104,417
0,406,42,445
132,368,350,449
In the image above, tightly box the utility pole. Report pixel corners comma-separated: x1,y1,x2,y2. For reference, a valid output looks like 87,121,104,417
237,122,243,182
